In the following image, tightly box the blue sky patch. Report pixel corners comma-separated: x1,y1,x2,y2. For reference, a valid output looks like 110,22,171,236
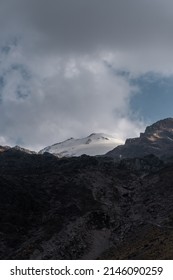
130,73,173,123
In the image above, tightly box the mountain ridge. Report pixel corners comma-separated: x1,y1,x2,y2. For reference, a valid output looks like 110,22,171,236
39,133,123,157
0,118,173,259
1,118,173,160
106,117,173,160
0,148,173,260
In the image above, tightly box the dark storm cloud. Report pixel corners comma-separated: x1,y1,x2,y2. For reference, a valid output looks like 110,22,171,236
1,0,173,53
1,0,173,73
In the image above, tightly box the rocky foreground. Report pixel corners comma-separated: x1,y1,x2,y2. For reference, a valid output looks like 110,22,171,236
0,148,173,259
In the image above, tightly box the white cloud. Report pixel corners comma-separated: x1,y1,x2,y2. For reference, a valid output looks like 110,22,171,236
0,43,144,150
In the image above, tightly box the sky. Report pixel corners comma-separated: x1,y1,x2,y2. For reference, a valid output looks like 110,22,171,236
0,0,173,151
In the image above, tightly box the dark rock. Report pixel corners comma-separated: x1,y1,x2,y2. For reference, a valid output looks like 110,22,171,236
1,119,173,259
106,118,173,160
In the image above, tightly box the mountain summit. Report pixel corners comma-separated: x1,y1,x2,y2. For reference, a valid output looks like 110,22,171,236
1,119,173,260
106,118,173,160
39,133,123,157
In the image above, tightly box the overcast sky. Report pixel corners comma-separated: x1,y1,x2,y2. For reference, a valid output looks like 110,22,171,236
0,0,173,150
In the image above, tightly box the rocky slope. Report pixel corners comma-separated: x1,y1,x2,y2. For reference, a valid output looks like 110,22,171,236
106,118,173,160
0,145,10,153
1,118,173,260
0,146,173,260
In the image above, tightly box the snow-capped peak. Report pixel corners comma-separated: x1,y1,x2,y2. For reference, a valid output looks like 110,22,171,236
39,133,124,157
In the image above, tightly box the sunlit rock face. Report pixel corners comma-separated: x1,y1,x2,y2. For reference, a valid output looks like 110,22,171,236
106,118,173,160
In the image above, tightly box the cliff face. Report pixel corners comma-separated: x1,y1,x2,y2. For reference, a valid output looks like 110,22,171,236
0,148,173,260
106,118,173,160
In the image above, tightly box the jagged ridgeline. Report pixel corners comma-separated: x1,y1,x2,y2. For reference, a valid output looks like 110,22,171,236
106,118,173,161
1,118,173,259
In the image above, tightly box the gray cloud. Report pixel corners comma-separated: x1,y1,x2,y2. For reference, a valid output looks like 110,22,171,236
1,0,173,53
0,0,173,149
0,43,142,150
0,0,172,76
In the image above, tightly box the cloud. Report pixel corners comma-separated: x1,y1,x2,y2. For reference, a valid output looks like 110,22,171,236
0,0,173,149
0,41,143,150
2,1,173,61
